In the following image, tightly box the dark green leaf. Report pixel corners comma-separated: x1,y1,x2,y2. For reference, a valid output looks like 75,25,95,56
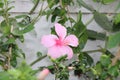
87,29,106,40
94,11,113,31
0,2,4,8
73,12,88,50
79,52,94,66
36,52,42,58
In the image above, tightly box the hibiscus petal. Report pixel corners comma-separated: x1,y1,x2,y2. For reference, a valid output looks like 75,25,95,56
64,35,79,47
41,35,58,48
55,23,66,40
48,46,73,59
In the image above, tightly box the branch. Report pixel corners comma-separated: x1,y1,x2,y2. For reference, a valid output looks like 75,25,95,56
29,0,40,14
30,55,47,66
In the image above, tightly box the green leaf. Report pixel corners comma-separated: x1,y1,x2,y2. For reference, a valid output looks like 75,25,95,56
107,32,120,48
8,69,21,79
36,52,42,58
87,29,106,40
47,0,55,8
100,54,111,67
102,0,115,4
93,0,115,4
94,62,102,75
32,0,38,4
112,13,120,32
3,38,15,45
79,52,94,66
100,71,108,79
114,13,120,25
0,2,4,8
94,11,113,31
15,15,28,19
115,1,120,11
73,12,88,50
0,10,4,16
0,20,10,34
77,0,94,11
108,65,119,77
0,72,11,80
12,24,34,36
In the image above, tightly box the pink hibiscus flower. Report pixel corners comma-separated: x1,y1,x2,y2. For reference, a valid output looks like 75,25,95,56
41,23,79,59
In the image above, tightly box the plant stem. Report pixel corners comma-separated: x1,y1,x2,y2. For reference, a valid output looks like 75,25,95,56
31,1,48,24
3,1,9,27
3,1,12,69
85,16,94,26
66,6,73,27
30,55,47,66
82,49,102,53
29,0,40,14
59,0,63,8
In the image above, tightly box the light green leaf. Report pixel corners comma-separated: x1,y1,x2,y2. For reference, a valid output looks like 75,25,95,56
100,54,111,67
102,0,115,4
108,66,119,77
12,24,34,36
77,0,94,11
107,32,120,48
114,13,120,25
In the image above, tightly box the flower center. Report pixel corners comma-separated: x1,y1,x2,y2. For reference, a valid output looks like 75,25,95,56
55,39,63,46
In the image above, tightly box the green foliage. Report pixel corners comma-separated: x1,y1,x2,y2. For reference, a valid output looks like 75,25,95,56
113,13,120,31
87,30,106,40
94,11,113,31
77,0,95,11
79,52,94,66
93,0,115,4
0,61,37,80
107,32,120,48
72,12,88,51
100,54,111,67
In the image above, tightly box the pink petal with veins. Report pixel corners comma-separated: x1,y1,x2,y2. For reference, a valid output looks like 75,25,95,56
55,23,66,40
48,46,73,59
64,35,79,47
41,35,58,48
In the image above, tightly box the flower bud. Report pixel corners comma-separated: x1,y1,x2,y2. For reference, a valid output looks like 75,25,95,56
38,68,50,80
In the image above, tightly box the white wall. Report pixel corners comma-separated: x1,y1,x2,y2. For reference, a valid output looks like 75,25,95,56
2,0,120,80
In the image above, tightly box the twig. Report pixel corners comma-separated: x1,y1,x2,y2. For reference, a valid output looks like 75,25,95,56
82,49,102,53
30,55,47,66
29,0,40,14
